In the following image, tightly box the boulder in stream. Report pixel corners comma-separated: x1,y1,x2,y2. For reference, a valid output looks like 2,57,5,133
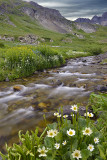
95,85,107,92
13,86,22,92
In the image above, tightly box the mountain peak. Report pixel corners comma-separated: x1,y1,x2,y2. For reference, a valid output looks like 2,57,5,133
75,12,107,26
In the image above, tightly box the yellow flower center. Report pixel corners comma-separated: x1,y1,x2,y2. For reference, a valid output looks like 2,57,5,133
69,131,73,135
89,114,91,117
41,150,45,154
85,129,89,133
73,107,77,110
89,146,92,149
49,132,53,136
75,153,79,157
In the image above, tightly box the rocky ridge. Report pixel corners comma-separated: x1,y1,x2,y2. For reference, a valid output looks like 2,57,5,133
75,12,107,26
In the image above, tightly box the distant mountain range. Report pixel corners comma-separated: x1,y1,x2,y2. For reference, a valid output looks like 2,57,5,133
0,0,106,35
75,12,107,26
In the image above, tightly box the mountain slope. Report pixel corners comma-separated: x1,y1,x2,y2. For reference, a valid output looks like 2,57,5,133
0,0,72,33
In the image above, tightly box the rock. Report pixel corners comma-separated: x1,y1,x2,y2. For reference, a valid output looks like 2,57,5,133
18,35,38,44
13,86,22,92
50,39,53,42
82,59,87,62
52,80,63,87
5,77,9,82
62,38,72,43
0,35,14,41
95,85,107,92
38,102,47,108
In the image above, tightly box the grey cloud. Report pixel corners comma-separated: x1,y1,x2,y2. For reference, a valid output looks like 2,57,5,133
24,0,107,20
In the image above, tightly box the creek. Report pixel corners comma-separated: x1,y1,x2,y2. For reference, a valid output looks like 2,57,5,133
0,53,107,152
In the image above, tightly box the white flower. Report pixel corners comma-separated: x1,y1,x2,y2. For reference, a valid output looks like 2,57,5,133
57,114,61,118
84,112,94,117
54,129,59,136
37,146,48,157
47,129,55,138
72,150,82,159
70,105,78,112
54,112,59,116
88,112,94,118
62,140,67,145
67,129,75,136
54,143,60,149
94,137,99,144
71,113,74,116
82,127,93,136
84,112,88,116
63,115,68,118
87,144,94,152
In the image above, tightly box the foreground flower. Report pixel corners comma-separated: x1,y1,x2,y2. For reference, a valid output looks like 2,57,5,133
94,137,99,144
88,112,94,117
70,105,78,112
71,113,74,116
63,115,68,118
82,127,93,136
37,146,48,157
62,140,67,145
84,112,94,117
72,150,82,159
57,114,61,118
47,129,55,138
54,129,59,136
54,143,60,149
87,144,94,151
67,129,75,136
54,112,59,116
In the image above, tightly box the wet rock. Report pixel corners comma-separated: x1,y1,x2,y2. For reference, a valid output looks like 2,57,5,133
82,59,87,62
38,102,47,108
54,80,63,86
38,102,51,109
13,86,22,92
95,85,107,92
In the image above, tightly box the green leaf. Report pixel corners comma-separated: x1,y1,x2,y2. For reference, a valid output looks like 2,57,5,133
72,139,78,151
81,149,91,160
78,118,86,128
97,144,106,159
44,137,54,148
55,132,63,141
63,151,71,160
47,122,57,129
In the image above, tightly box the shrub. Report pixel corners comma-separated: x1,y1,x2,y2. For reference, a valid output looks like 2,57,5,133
4,46,37,77
87,47,102,55
0,42,5,48
0,45,65,80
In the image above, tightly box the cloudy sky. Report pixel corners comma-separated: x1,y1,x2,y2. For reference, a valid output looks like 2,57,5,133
25,0,107,20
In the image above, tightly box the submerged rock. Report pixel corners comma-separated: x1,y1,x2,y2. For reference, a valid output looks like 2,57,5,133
95,85,107,92
13,86,22,92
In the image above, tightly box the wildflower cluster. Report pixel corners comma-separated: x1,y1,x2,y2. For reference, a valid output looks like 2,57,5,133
0,104,103,160
0,45,65,81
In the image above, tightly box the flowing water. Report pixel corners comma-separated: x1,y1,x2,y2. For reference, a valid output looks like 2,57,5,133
0,53,107,152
